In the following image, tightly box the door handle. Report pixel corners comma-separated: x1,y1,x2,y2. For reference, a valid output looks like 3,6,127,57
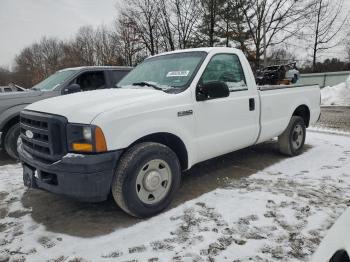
249,98,255,111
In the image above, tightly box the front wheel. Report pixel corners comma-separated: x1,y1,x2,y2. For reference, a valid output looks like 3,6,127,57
112,142,181,218
4,123,20,160
278,116,306,156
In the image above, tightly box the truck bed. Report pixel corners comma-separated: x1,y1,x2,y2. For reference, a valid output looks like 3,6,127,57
256,84,321,144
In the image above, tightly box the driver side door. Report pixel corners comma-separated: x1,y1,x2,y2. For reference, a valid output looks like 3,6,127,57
193,53,259,162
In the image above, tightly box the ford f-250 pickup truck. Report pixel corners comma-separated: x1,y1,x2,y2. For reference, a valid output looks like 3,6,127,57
0,66,132,159
18,47,321,218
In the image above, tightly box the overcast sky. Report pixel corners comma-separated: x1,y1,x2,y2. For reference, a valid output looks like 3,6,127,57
0,0,118,68
0,0,349,68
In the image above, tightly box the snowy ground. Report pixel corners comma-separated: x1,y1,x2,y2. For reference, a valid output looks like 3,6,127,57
1,132,350,262
321,76,350,106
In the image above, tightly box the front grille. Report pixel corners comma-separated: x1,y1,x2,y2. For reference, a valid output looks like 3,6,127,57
20,110,68,162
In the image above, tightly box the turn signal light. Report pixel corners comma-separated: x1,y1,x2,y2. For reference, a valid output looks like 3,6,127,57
95,126,107,152
72,143,93,152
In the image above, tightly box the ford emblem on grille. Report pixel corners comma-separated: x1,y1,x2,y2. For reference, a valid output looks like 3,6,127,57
25,130,34,139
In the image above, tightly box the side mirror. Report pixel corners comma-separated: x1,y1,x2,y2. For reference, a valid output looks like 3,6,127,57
62,84,81,95
196,81,230,101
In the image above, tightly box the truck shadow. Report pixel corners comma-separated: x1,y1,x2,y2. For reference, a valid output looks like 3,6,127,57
21,140,312,238
0,149,17,165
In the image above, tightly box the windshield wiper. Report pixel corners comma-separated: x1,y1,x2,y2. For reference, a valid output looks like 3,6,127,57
132,81,165,91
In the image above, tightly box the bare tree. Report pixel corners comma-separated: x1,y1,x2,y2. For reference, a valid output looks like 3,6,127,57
239,0,308,68
171,0,202,49
217,0,251,54
122,0,162,55
39,37,64,75
268,46,296,64
158,0,176,51
116,15,145,66
306,0,349,71
200,0,222,46
94,25,122,65
61,40,85,67
346,39,350,62
14,38,64,86
0,67,14,86
74,26,97,65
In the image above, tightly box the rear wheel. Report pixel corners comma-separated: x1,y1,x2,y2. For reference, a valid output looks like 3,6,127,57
112,142,181,218
278,116,306,156
4,123,20,160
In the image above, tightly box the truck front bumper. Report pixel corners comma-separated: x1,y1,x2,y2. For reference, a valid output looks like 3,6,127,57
18,145,123,202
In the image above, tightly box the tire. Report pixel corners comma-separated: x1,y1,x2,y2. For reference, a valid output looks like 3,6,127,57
278,116,306,156
4,123,20,160
112,142,181,218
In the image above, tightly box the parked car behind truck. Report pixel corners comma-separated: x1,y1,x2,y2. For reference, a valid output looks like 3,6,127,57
0,66,132,159
0,84,26,93
256,62,300,85
18,47,321,218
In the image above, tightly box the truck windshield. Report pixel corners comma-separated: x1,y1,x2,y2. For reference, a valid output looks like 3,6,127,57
117,51,207,91
31,70,77,91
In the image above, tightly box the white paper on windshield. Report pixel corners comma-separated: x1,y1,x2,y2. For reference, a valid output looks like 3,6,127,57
166,71,190,77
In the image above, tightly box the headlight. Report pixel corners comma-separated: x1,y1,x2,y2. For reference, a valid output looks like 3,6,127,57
67,124,107,153
83,126,92,141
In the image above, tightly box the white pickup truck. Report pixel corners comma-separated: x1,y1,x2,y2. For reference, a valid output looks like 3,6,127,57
18,47,321,218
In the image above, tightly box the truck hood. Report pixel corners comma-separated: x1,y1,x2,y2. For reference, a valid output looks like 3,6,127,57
25,88,173,123
0,89,40,100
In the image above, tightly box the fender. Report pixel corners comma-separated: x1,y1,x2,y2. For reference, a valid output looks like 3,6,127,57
289,100,311,121
288,91,314,124
276,98,311,136
95,117,196,168
0,104,30,132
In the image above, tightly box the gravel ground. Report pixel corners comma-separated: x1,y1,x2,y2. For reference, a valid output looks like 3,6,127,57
313,106,350,132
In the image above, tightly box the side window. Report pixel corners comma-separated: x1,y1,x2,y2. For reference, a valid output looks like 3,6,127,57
76,71,106,91
4,87,12,92
111,70,130,86
200,54,247,91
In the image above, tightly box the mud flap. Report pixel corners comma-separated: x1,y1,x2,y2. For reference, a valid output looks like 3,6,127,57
23,164,36,188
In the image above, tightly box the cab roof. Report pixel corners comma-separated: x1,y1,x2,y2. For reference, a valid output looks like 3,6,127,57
150,47,241,58
59,66,133,72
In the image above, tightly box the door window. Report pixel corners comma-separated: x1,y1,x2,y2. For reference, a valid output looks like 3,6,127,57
76,71,106,91
200,54,247,91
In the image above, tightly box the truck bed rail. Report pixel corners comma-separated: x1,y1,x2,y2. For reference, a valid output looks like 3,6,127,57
258,84,319,91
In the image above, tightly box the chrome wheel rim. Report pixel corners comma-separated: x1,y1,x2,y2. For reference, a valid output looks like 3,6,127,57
292,124,304,149
136,159,172,204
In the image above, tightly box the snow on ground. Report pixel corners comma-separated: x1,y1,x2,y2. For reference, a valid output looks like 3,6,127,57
1,132,350,262
321,75,350,106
